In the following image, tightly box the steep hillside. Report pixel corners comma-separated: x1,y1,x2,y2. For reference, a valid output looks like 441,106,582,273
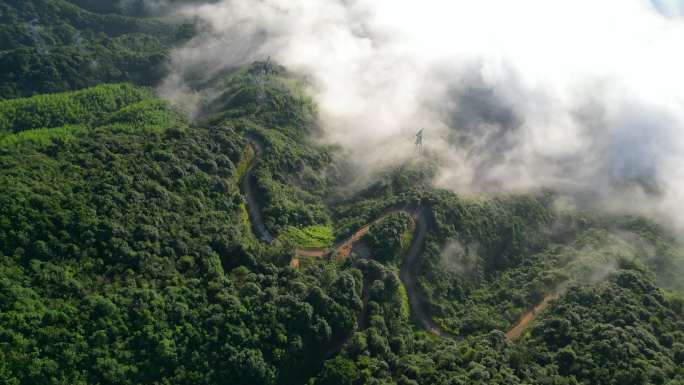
0,63,348,385
0,0,193,98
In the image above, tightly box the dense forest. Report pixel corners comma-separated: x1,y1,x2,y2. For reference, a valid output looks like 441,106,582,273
1,1,683,384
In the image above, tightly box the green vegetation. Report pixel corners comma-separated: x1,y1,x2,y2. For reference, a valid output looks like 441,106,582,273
0,84,182,152
0,83,154,133
325,164,684,384
196,61,333,237
0,68,351,384
0,0,193,98
364,212,415,264
201,62,318,134
281,225,335,249
416,201,684,337
0,124,87,148
234,144,256,183
520,271,684,385
1,5,683,383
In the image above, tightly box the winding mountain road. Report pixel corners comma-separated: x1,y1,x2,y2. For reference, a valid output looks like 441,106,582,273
239,138,547,348
238,139,451,338
240,139,274,244
399,208,456,338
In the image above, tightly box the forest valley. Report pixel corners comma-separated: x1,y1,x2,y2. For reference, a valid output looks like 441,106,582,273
1,1,684,385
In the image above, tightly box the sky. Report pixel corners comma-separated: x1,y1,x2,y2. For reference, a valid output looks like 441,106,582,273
652,0,684,16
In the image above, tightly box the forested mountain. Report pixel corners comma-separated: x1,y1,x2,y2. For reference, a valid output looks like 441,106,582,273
0,1,683,385
0,0,193,98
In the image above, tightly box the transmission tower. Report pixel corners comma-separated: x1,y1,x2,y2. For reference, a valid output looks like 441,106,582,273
415,128,424,155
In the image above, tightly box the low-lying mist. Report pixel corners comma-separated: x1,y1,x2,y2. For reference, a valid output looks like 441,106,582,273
158,0,684,230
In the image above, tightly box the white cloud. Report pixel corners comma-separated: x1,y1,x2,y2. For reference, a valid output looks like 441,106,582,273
162,0,684,230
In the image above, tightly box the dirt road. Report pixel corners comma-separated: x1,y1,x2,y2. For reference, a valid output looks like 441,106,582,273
506,293,558,341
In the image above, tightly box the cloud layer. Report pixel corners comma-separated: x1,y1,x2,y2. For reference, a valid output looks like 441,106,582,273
160,0,684,229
